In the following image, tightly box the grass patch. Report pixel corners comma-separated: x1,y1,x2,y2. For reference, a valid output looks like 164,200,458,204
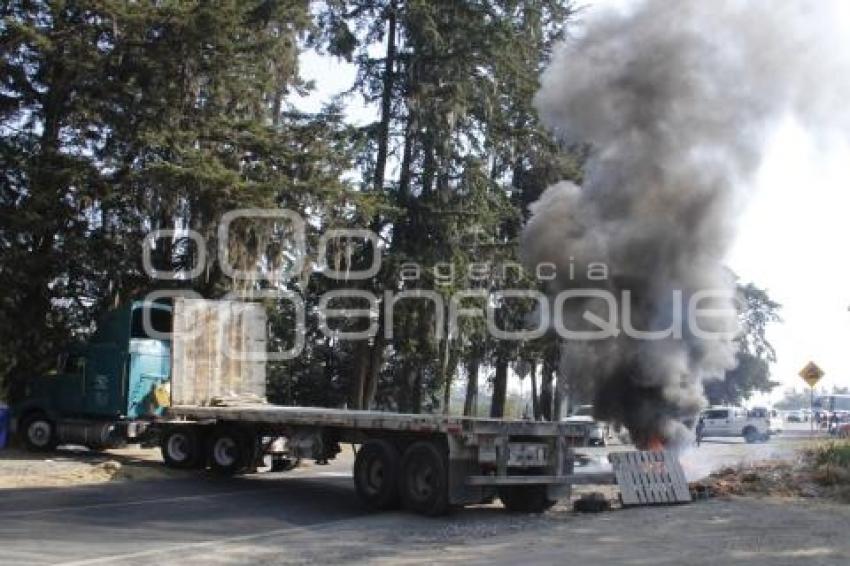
806,440,850,500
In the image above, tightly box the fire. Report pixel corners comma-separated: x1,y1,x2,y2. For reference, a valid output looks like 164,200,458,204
644,436,665,452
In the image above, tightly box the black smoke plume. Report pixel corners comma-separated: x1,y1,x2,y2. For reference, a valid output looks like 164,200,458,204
522,0,850,447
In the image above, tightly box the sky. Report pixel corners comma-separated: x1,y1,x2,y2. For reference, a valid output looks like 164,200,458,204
293,1,850,404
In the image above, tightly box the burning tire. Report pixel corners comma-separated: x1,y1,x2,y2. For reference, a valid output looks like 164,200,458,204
399,441,449,516
354,439,401,510
499,485,556,513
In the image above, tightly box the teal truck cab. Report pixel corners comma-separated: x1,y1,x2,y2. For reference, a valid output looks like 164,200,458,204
13,301,173,450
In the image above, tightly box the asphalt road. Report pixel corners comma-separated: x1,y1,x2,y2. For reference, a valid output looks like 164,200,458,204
0,424,843,566
0,467,365,565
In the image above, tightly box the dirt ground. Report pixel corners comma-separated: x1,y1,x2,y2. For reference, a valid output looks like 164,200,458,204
0,445,181,489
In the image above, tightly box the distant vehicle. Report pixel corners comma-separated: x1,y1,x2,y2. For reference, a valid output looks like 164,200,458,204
786,410,805,423
699,406,771,443
750,407,783,435
563,405,608,446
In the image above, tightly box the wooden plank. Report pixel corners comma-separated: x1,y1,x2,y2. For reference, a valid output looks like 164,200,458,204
665,450,692,503
609,450,691,506
171,298,267,406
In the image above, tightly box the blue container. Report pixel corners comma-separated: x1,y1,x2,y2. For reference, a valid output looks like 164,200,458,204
0,404,9,449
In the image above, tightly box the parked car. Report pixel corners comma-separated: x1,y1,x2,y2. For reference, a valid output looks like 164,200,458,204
563,406,608,447
785,410,805,423
749,407,782,435
698,406,771,443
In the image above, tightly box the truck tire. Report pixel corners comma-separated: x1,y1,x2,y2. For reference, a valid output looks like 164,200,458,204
354,439,401,510
743,427,759,444
499,485,557,513
207,426,256,476
20,413,58,452
399,441,450,516
161,427,203,469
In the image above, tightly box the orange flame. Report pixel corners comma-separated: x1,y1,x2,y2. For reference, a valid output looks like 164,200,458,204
644,436,665,452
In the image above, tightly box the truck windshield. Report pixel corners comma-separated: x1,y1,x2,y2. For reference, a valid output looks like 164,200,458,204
130,307,172,339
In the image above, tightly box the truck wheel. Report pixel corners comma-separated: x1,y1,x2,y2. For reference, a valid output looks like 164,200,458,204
208,426,255,476
161,427,203,469
20,413,58,452
743,427,759,444
354,439,401,510
399,441,449,516
499,485,556,513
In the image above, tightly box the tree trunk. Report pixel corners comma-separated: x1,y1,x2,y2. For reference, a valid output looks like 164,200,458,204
530,361,540,420
490,355,508,418
350,342,369,409
463,357,480,416
540,360,554,421
553,383,565,421
354,3,396,410
373,1,397,194
364,333,384,409
440,338,452,414
411,368,423,414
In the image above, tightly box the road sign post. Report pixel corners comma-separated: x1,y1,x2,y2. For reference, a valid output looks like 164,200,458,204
799,362,824,436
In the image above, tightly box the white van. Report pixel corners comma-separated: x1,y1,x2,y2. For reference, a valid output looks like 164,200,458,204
698,406,771,443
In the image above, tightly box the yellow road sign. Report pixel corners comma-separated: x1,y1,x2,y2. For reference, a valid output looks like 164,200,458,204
799,361,824,388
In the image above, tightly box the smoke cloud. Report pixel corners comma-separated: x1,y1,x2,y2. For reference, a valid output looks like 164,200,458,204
522,0,850,447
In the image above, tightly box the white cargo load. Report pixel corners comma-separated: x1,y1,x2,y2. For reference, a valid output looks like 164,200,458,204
170,298,267,406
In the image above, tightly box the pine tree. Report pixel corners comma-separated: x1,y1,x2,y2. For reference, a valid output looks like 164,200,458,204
0,1,356,398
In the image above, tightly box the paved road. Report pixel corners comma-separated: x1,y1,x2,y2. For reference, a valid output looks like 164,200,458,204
0,467,365,565
0,426,841,565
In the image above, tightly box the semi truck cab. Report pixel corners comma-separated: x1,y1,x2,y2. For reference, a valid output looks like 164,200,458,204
14,301,173,450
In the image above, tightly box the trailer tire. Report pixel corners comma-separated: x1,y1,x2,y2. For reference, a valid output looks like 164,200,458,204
161,427,203,469
743,427,759,444
354,440,401,510
499,485,556,513
208,426,256,476
399,441,449,516
20,413,58,452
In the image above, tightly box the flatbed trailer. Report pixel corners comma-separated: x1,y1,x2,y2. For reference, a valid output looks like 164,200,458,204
156,297,601,516
161,404,598,515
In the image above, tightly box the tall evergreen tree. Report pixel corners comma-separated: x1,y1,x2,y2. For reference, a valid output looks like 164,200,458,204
0,1,356,398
